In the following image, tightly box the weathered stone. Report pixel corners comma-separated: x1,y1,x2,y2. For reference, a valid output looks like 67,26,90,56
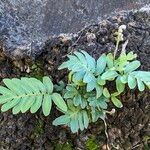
0,0,149,58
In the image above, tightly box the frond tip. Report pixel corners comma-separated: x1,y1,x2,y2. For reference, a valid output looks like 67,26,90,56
0,77,67,116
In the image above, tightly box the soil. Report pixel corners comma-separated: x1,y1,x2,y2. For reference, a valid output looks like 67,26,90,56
0,10,150,150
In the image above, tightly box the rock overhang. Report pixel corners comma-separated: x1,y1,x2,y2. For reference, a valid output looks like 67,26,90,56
0,0,149,59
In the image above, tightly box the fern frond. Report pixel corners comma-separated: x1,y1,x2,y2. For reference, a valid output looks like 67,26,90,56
0,77,67,116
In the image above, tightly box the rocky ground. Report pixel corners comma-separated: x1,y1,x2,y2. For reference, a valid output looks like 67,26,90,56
0,10,150,150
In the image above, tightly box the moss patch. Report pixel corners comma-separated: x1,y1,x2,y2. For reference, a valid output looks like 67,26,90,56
86,137,99,150
55,141,73,150
143,136,150,150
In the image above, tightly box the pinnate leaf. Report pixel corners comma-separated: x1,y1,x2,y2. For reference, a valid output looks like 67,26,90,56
96,54,107,75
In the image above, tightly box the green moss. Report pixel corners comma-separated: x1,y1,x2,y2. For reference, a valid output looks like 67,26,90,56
55,143,63,150
143,136,150,150
86,137,99,150
55,141,73,150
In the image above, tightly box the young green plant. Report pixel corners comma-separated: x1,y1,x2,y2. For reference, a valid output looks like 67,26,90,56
0,26,149,134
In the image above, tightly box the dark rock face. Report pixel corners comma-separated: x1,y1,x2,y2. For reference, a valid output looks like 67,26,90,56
0,0,149,58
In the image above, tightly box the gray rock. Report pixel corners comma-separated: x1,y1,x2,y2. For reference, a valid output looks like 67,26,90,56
0,0,149,58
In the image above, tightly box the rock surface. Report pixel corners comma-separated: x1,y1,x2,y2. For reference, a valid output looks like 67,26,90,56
0,0,149,58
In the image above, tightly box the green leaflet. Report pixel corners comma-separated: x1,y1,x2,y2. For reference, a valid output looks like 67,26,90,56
73,94,82,106
97,76,106,86
52,93,67,112
106,53,114,69
83,110,89,129
12,78,32,94
70,117,79,133
0,95,14,104
74,51,87,66
120,75,128,84
131,71,150,82
91,108,106,122
30,95,43,113
88,97,97,107
21,77,40,93
3,79,25,95
54,81,65,92
29,78,46,93
114,54,128,71
137,78,145,91
0,86,17,96
1,98,20,112
126,51,137,60
96,54,107,75
64,85,78,98
78,112,84,131
64,91,76,99
116,76,125,93
81,50,96,73
88,96,108,109
81,99,88,109
83,72,95,83
91,109,99,122
12,100,22,114
101,70,118,80
124,60,141,73
43,76,53,93
111,96,123,108
103,88,110,98
86,80,96,92
21,96,35,113
96,85,103,98
97,96,108,109
42,95,52,116
53,115,70,126
111,92,120,97
72,71,85,83
128,75,136,89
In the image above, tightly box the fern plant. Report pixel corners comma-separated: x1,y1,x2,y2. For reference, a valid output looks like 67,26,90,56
0,25,149,134
53,49,150,133
0,77,67,116
52,25,150,133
